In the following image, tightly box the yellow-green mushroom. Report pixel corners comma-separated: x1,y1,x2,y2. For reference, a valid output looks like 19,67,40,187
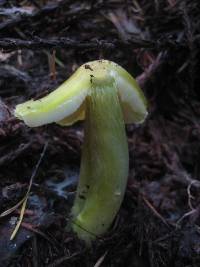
15,60,148,244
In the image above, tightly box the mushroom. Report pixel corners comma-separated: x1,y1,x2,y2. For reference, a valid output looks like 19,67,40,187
15,60,148,243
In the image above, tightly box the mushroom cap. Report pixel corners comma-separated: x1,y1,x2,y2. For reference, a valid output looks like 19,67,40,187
15,60,148,127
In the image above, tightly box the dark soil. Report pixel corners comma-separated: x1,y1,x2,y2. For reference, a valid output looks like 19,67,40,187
0,0,200,266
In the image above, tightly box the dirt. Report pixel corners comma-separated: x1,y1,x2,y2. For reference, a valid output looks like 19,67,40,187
0,0,200,266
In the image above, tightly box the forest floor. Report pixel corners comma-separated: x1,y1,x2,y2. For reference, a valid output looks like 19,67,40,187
0,0,200,266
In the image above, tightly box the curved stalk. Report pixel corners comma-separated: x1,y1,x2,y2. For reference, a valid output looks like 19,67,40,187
72,79,128,243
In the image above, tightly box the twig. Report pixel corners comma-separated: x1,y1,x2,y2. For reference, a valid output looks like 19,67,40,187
46,251,83,267
0,143,31,167
0,142,48,240
0,37,154,51
0,1,122,35
187,180,197,210
176,209,197,226
136,52,164,87
10,197,28,240
10,142,48,240
94,251,108,267
142,195,170,228
0,1,71,32
21,222,54,244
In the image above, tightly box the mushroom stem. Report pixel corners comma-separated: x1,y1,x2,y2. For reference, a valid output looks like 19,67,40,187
72,79,128,243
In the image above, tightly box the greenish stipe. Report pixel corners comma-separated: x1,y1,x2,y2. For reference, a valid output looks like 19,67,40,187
72,81,129,244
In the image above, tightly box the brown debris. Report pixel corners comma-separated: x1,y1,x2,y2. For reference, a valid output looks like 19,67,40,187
0,0,200,266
